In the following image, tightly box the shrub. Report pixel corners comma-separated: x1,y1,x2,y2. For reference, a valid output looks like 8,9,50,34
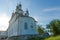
27,37,44,40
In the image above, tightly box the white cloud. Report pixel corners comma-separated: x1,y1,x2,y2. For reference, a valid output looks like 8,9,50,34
42,8,60,12
0,13,10,31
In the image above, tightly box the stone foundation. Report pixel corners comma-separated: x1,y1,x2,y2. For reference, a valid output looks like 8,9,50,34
8,34,37,40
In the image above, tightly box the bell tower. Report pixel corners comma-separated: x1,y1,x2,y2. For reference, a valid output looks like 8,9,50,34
25,9,29,16
15,3,23,15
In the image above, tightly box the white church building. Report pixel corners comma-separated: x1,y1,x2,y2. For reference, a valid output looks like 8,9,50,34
0,3,49,40
7,3,37,40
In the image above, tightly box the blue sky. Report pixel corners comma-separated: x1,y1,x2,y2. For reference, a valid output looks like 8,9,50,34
0,0,60,30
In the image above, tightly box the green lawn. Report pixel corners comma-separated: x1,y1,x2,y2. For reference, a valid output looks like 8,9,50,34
45,35,60,40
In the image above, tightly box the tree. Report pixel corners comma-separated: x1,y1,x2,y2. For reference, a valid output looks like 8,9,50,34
37,25,45,34
46,19,60,36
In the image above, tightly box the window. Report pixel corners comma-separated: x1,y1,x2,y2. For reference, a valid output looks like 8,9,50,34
24,22,28,29
31,23,34,29
31,25,33,28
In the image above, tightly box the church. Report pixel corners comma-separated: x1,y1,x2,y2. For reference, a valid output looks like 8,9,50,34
7,3,37,40
0,3,49,40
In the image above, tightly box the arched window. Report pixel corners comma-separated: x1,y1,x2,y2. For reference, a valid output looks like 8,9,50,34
31,25,33,28
24,22,28,29
31,23,33,29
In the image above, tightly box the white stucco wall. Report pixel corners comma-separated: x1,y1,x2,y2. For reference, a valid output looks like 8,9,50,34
8,14,18,37
18,17,37,35
8,15,37,37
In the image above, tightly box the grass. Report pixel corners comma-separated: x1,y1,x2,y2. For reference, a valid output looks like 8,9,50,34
45,35,60,40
